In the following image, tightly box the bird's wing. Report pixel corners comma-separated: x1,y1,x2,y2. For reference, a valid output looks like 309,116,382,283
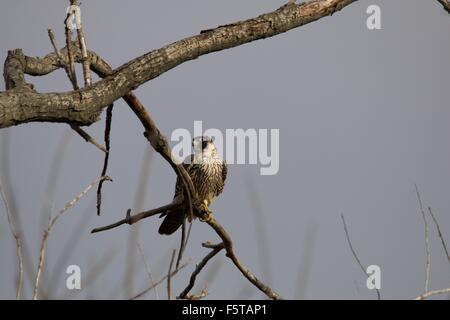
222,160,228,184
173,154,194,198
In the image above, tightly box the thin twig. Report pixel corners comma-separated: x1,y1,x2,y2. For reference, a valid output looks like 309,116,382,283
0,182,23,300
415,184,431,293
185,221,193,249
63,14,78,90
32,175,111,300
178,242,225,299
137,243,159,300
176,218,187,271
71,0,92,87
91,198,183,233
96,104,114,215
167,249,176,300
130,259,191,300
341,214,381,300
428,207,450,265
415,288,450,300
48,29,73,85
70,124,107,153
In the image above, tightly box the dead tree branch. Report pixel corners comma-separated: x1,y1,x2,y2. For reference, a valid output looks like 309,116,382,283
341,214,381,300
178,242,225,299
137,243,159,300
130,259,191,300
91,199,183,233
428,207,450,265
415,288,450,300
32,175,111,300
96,104,113,215
1,0,357,128
0,182,23,300
167,249,176,300
48,28,106,153
415,185,431,293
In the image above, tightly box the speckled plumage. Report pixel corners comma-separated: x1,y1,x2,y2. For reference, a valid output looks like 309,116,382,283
159,137,227,235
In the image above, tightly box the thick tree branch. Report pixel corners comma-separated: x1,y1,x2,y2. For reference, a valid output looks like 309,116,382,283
1,0,357,128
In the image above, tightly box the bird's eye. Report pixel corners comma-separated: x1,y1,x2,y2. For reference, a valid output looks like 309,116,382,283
202,141,208,149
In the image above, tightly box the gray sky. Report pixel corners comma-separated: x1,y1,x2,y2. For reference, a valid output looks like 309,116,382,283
1,0,450,299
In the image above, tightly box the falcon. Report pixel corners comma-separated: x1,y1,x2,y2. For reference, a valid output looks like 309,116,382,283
158,136,227,235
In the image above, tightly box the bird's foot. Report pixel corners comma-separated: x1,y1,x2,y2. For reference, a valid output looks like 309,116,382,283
199,200,213,222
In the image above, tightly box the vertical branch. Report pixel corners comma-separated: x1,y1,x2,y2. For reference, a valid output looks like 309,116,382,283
0,182,23,300
71,0,92,87
415,185,431,293
428,207,450,265
137,243,159,300
63,15,78,90
47,29,74,87
341,214,381,300
176,219,187,271
48,29,106,153
96,104,114,215
167,249,176,300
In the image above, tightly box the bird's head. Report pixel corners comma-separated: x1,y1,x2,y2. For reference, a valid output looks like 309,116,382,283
192,136,217,161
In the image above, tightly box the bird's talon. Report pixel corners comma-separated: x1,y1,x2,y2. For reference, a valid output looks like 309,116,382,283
199,212,212,222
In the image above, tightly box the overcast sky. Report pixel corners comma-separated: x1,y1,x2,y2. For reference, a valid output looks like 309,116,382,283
1,0,450,299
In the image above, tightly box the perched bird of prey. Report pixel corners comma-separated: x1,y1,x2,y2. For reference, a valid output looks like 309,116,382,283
158,136,227,235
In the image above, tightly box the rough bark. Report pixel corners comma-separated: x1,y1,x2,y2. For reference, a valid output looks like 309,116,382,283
0,0,356,129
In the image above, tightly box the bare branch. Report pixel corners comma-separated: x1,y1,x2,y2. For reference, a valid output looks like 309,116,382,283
415,184,431,293
205,215,283,300
137,243,159,300
0,181,23,300
176,219,187,271
63,13,78,90
1,0,358,128
48,29,107,153
178,242,225,299
130,259,191,300
428,207,450,265
91,198,183,233
91,204,282,299
71,0,92,87
32,175,111,300
167,249,176,300
341,214,381,300
70,124,107,153
96,104,114,215
415,288,450,300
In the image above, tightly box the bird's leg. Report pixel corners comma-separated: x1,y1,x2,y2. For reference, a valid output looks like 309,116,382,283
199,199,213,222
